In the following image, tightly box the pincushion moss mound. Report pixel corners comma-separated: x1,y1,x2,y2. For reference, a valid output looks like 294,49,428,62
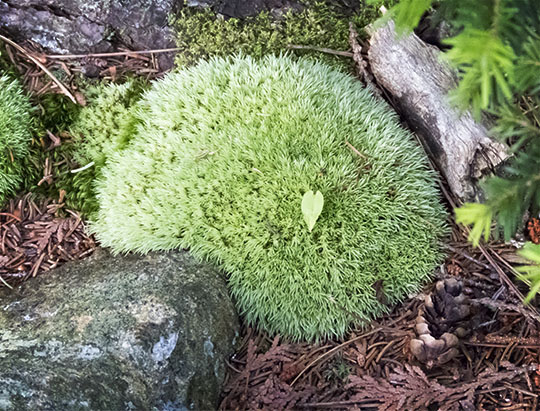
71,80,145,169
67,80,146,215
91,55,448,341
0,75,33,205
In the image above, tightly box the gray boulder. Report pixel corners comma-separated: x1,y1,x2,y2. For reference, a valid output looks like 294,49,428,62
0,249,239,410
0,0,179,67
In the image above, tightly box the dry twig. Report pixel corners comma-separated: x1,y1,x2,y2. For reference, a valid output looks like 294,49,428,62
0,34,78,104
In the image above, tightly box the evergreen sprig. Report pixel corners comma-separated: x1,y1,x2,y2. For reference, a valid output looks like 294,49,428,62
388,0,540,299
516,243,540,302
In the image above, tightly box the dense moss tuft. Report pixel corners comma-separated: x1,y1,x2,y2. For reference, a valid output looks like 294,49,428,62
63,81,146,215
71,81,146,169
173,2,392,71
90,55,448,341
0,75,34,205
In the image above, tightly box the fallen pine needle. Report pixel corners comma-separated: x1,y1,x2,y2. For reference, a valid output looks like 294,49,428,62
0,34,78,104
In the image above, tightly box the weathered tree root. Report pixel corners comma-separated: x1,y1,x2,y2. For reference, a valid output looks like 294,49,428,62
367,20,509,201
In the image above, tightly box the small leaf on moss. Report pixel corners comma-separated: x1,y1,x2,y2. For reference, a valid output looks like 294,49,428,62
302,190,324,232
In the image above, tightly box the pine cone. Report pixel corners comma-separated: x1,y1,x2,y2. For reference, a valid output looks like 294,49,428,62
410,278,470,368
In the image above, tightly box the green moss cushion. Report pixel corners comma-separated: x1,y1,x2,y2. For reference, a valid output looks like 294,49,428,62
67,80,146,216
71,81,146,169
0,75,33,205
91,55,448,341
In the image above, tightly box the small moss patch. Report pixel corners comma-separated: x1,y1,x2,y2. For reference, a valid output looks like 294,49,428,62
64,81,147,216
173,1,394,71
0,74,34,205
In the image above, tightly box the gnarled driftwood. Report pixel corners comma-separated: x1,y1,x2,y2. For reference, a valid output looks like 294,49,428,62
366,21,509,201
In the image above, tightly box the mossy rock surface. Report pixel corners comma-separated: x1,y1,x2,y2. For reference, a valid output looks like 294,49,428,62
173,1,392,70
0,249,239,411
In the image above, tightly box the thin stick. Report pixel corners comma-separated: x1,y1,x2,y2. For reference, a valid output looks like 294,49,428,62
0,275,13,289
46,47,182,59
477,242,538,314
290,327,382,386
445,244,491,269
345,140,368,159
300,400,382,408
464,341,540,349
0,34,78,104
287,44,354,58
71,161,95,174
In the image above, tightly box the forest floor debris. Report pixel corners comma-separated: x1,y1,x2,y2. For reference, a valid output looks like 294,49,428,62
0,193,95,289
220,224,540,410
0,33,171,101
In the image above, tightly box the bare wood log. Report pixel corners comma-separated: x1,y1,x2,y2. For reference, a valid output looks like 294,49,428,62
366,21,509,201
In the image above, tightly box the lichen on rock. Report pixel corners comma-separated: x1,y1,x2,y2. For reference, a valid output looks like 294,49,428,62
0,249,239,410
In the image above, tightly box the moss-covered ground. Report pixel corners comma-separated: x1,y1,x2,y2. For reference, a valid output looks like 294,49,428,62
2,2,396,213
173,1,397,72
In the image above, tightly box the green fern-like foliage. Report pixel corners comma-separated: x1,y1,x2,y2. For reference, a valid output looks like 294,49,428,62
0,74,34,205
386,0,539,113
381,0,434,32
90,55,448,341
388,0,540,298
62,80,146,215
515,242,540,303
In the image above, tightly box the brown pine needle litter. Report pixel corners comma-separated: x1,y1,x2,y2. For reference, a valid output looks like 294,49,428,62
0,166,95,290
220,224,540,410
0,193,95,289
